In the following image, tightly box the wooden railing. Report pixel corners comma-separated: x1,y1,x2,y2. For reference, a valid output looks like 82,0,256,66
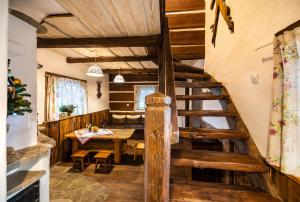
159,18,179,144
144,18,178,201
43,109,109,165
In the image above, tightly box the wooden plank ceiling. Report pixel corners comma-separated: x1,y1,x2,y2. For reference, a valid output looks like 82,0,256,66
37,0,161,70
166,0,205,60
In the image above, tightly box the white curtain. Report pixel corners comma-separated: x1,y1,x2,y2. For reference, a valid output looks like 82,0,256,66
134,85,158,110
267,27,300,176
46,75,88,121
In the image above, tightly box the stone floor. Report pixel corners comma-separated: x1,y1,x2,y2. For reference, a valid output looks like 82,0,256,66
50,162,144,202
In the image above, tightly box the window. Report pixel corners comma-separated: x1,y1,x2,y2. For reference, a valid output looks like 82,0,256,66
134,85,158,111
45,73,88,121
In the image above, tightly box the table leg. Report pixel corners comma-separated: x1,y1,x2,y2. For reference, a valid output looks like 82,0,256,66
113,139,123,164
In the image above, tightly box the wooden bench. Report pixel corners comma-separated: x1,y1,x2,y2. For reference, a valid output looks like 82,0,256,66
71,150,90,172
94,150,113,172
134,142,145,161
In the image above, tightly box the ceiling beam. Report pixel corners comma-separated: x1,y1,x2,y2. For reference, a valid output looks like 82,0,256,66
37,35,161,48
9,9,47,33
102,69,158,74
66,56,157,63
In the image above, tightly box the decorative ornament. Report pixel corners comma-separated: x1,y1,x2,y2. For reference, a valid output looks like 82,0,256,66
13,78,21,85
210,0,234,46
96,81,102,99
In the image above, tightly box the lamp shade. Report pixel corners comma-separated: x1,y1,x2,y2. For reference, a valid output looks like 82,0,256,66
86,64,104,77
113,74,125,83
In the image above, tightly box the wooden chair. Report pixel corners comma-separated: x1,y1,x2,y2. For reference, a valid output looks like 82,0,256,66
134,142,145,161
71,150,90,172
94,150,113,172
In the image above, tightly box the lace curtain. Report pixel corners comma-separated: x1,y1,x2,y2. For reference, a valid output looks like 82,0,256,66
46,74,88,121
267,26,300,176
134,85,158,111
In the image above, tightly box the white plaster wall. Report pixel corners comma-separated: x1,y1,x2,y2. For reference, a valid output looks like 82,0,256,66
37,49,109,124
6,151,50,202
7,15,37,150
0,0,8,200
205,0,300,157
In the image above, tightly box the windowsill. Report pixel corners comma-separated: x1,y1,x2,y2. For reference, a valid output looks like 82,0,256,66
265,160,300,185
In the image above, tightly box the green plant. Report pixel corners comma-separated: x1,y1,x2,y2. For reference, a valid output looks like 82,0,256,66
7,67,32,116
59,105,77,114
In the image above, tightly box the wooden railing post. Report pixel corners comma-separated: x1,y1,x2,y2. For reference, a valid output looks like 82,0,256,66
144,93,172,202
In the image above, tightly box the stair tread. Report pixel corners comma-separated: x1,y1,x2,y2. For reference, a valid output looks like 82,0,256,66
175,81,222,88
171,181,280,202
173,62,204,73
179,127,248,140
178,110,237,117
171,149,267,173
174,72,211,79
176,94,229,100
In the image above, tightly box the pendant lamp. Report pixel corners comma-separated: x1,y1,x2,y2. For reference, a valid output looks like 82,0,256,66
113,69,125,83
86,56,103,77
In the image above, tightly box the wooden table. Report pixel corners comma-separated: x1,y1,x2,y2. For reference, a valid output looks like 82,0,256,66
65,129,135,164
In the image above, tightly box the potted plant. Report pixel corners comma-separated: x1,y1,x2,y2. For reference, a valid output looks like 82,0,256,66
59,105,77,118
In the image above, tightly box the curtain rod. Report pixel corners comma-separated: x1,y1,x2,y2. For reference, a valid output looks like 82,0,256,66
45,72,87,83
275,19,300,36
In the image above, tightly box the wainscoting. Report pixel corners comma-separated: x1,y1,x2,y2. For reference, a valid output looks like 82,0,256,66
44,110,110,165
269,164,300,201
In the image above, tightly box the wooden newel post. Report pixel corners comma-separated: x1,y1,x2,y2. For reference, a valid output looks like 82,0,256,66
144,93,172,202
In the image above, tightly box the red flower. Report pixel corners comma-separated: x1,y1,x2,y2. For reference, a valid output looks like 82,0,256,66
270,128,276,135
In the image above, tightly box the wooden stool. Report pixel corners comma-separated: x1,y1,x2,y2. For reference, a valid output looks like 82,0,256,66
71,150,90,172
94,150,113,172
134,143,145,161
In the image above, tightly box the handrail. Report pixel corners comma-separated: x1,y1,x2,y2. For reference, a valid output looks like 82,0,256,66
159,18,179,144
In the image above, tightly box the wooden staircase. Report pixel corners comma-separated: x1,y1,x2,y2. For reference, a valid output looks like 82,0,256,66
169,62,279,201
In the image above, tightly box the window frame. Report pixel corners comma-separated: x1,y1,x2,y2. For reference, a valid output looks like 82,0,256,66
134,84,158,112
44,72,88,121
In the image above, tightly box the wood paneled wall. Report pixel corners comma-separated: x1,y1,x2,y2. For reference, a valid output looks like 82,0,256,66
44,109,109,165
269,165,300,201
109,74,158,111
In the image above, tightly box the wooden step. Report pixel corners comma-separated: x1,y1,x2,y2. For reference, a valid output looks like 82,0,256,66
171,149,267,173
173,62,204,73
179,128,248,140
176,94,229,100
177,110,237,117
175,81,222,88
174,72,211,80
171,182,280,202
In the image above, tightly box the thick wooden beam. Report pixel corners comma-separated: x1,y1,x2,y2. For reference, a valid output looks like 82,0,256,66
9,9,47,33
170,30,205,45
66,56,157,63
37,35,161,48
166,0,205,12
102,68,158,74
167,12,205,29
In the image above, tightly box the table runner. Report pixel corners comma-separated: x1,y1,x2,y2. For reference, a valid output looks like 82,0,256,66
74,128,114,144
